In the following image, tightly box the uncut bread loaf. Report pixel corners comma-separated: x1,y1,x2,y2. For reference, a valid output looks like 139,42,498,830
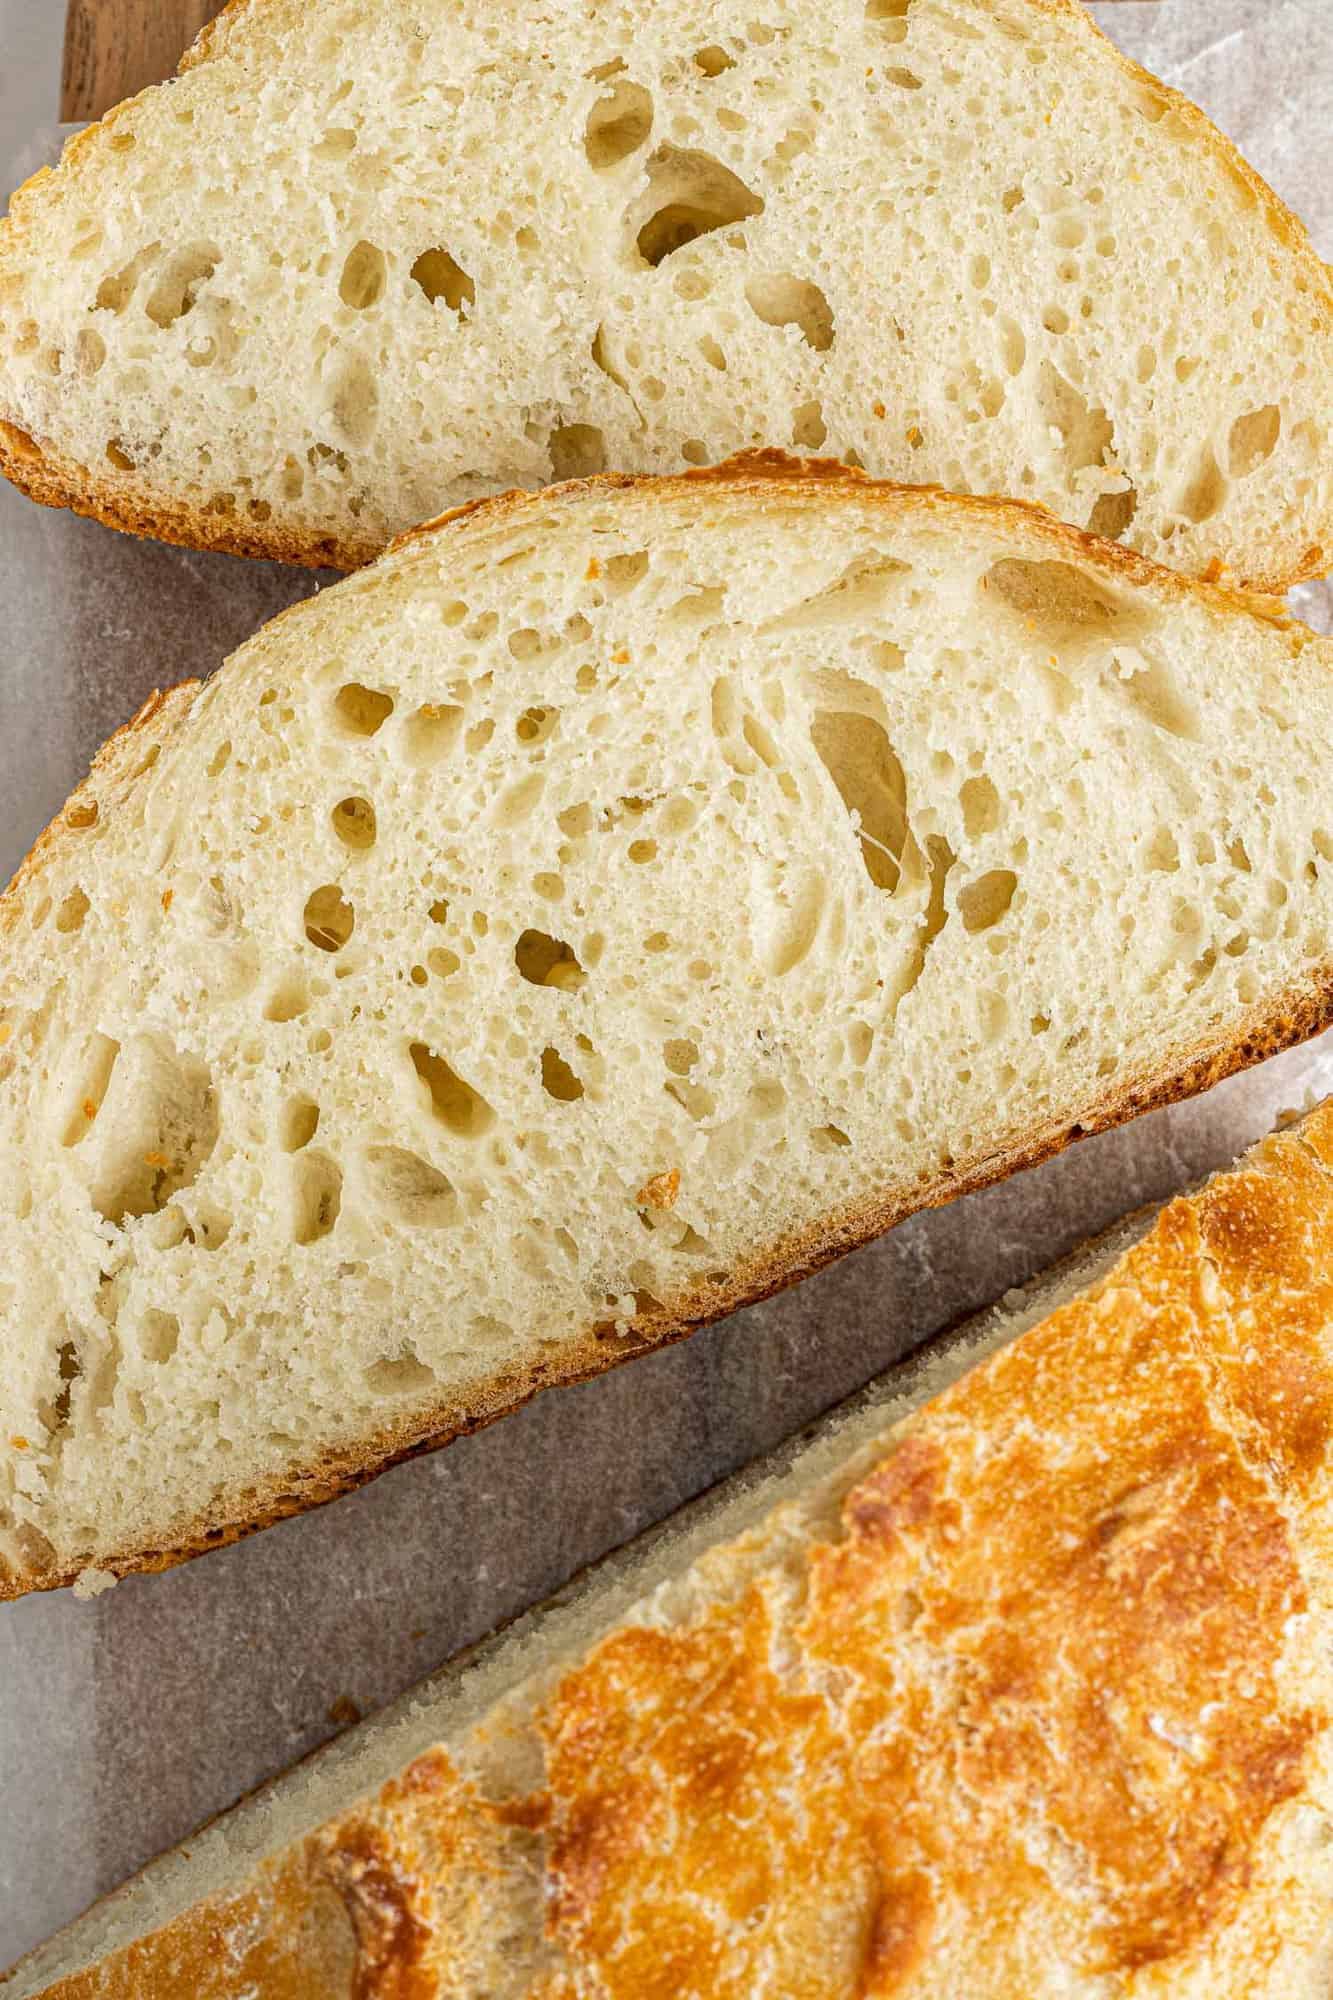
0,0,1329,586
9,1102,1333,1998
5,455,1333,1599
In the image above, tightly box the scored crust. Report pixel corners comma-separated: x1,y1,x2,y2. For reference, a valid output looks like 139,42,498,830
0,0,1329,588
2,452,1331,1599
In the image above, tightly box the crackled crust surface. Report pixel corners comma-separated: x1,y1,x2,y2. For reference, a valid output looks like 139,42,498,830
13,1103,1333,1996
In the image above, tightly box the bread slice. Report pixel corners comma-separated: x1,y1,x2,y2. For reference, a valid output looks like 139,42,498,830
4,454,1333,1601
9,1101,1333,1998
0,0,1329,588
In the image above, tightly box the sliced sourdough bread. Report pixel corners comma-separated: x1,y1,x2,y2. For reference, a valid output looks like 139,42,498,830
9,1101,1333,1998
4,456,1333,1599
0,0,1329,586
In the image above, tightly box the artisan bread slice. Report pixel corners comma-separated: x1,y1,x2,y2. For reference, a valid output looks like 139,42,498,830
10,1103,1333,1999
0,0,1329,587
5,456,1333,1600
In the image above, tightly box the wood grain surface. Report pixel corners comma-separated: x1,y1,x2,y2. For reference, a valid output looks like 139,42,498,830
62,0,226,121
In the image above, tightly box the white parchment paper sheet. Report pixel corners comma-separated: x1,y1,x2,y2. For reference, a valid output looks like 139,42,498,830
0,0,1329,1965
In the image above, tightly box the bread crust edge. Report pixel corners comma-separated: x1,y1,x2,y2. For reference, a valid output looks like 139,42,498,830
2,453,1330,1599
0,0,1328,591
4,966,1330,1601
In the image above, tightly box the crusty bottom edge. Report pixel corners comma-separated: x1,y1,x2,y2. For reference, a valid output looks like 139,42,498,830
7,964,1331,1600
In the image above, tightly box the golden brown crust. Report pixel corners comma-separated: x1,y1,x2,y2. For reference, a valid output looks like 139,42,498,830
4,452,1332,1600
14,1104,1333,1996
0,0,1329,588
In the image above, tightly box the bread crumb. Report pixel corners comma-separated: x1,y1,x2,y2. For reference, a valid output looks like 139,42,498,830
73,1567,118,1600
638,1168,681,1210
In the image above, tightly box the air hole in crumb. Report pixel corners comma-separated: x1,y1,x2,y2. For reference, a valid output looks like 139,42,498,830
884,66,922,88
694,44,736,74
515,930,586,990
144,242,219,328
1116,656,1201,742
605,549,650,592
699,334,727,371
635,147,764,266
810,708,914,893
365,1351,438,1397
61,1032,120,1149
106,439,135,470
334,683,393,735
897,835,954,1007
986,558,1133,640
81,1033,218,1225
792,400,827,449
516,704,559,744
94,242,161,315
766,553,910,631
1146,827,1179,873
281,1098,320,1152
1180,448,1226,525
338,240,387,310
314,127,357,160
55,887,90,934
812,1123,852,1150
410,1043,494,1137
411,248,475,311
549,423,606,479
139,1310,179,1364
264,980,310,1023
1229,405,1281,478
328,356,378,446
495,771,545,827
76,328,106,375
958,869,1017,932
331,796,376,850
585,79,654,168
404,702,462,763
541,1047,585,1102
1038,364,1112,474
1088,486,1138,541
960,774,1000,838
364,1146,457,1228
304,885,354,952
291,1151,341,1246
744,273,834,350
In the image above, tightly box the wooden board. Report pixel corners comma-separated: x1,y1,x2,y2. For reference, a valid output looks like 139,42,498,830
62,0,227,122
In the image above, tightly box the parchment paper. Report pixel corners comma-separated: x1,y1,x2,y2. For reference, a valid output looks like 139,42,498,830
1,0,1331,1965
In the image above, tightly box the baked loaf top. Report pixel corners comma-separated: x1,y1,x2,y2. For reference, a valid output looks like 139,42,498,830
4,456,1333,1601
11,1100,1333,1997
0,0,1328,584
